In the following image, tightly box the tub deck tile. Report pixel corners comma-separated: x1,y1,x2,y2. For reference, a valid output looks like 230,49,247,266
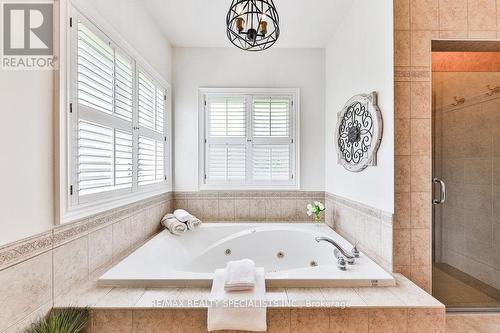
320,287,367,307
94,287,146,308
135,288,182,308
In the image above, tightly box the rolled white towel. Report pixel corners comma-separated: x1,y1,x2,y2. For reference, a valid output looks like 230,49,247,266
224,259,256,291
161,214,187,235
186,216,202,230
174,209,194,222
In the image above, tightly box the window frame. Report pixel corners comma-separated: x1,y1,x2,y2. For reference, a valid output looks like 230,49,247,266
56,2,172,224
198,88,300,190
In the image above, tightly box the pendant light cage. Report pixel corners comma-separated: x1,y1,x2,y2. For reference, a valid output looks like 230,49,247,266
226,0,280,51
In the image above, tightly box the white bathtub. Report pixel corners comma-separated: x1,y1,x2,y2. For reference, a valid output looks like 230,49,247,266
98,223,395,287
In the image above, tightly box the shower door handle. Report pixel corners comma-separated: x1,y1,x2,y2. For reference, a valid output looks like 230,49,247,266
433,178,446,205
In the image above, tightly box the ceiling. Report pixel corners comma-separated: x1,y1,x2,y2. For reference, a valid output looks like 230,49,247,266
142,0,354,48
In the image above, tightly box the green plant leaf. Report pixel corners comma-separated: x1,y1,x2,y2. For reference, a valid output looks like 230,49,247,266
25,308,89,333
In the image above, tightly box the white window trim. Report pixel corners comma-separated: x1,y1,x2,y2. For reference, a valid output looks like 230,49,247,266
198,87,300,191
55,0,172,224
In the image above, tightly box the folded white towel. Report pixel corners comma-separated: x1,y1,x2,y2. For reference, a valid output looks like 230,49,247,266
225,259,256,291
173,209,193,222
185,216,202,230
161,214,187,235
208,268,266,332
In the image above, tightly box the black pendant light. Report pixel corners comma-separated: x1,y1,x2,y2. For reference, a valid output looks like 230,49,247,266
226,0,280,51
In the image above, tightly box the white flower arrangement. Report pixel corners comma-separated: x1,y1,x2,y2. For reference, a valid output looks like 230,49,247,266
306,201,325,223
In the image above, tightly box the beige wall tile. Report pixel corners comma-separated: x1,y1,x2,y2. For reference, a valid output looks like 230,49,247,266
395,119,411,156
395,192,411,229
132,309,172,333
290,308,329,333
93,309,132,333
411,229,431,266
267,309,291,333
368,308,407,333
468,30,498,38
410,265,432,292
411,155,432,192
249,199,267,220
468,0,497,30
330,309,369,333
410,82,431,119
439,30,469,38
53,236,89,297
411,0,439,29
172,309,209,333
203,199,219,221
411,31,435,67
396,156,411,193
218,199,235,221
280,199,297,221
410,192,432,228
89,225,113,274
0,252,52,332
393,229,412,266
234,199,251,220
395,82,411,119
187,199,204,219
266,199,282,221
439,0,468,30
395,30,411,66
411,119,431,156
112,218,132,261
395,0,410,30
408,308,445,333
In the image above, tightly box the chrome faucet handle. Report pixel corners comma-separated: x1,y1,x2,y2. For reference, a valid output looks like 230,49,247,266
351,241,360,258
334,248,355,266
337,256,347,271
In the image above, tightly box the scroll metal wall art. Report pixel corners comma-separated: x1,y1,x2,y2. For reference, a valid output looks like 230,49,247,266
335,92,383,172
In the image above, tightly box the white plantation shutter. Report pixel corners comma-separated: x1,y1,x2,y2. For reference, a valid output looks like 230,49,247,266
77,120,133,196
138,137,165,185
253,145,291,181
70,13,170,207
208,97,246,137
203,91,296,188
114,50,134,121
207,145,246,182
77,22,114,115
205,96,247,183
253,97,290,137
137,68,167,187
138,70,165,132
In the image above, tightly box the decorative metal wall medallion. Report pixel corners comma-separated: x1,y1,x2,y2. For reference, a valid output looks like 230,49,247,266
335,92,383,172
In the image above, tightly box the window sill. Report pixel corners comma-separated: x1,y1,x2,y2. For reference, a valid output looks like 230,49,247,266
59,184,171,224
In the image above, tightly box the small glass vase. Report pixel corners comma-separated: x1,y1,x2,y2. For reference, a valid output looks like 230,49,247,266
314,214,322,223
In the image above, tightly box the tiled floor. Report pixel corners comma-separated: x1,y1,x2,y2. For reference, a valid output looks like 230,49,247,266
446,314,500,333
433,264,500,309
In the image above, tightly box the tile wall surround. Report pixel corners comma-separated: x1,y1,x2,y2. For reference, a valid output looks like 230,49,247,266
325,193,393,272
53,274,444,333
392,0,500,292
0,192,173,333
84,307,445,333
0,189,399,331
173,191,325,222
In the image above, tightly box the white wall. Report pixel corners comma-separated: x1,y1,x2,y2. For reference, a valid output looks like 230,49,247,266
172,47,325,191
325,0,394,213
0,0,172,246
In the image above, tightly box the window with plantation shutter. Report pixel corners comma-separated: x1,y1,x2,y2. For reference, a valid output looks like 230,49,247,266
67,10,171,212
201,89,298,189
